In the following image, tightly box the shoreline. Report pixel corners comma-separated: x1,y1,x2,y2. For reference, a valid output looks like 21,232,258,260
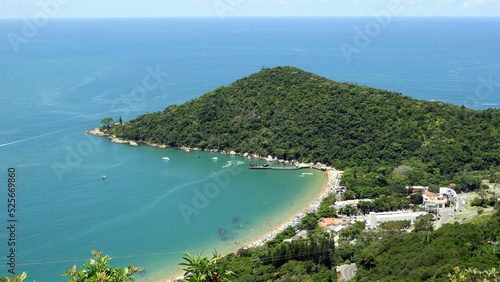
164,169,342,281
86,127,334,171
243,169,341,248
87,127,342,281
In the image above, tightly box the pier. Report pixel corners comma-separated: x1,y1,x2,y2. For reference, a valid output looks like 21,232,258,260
249,166,299,170
249,162,329,171
249,163,319,170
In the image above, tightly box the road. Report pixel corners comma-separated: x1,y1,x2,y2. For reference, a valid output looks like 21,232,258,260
456,193,467,212
339,263,357,281
435,207,454,229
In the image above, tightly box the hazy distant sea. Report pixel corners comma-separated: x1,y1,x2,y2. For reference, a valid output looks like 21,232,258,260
0,17,499,281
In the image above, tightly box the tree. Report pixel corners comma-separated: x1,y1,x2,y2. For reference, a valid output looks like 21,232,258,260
448,266,499,282
100,117,115,129
63,250,142,282
340,204,357,216
317,196,337,218
180,251,233,282
413,214,434,232
298,212,319,230
410,192,423,205
342,190,356,200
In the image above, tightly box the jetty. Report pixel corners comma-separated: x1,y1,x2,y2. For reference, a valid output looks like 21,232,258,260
249,162,330,171
249,163,314,170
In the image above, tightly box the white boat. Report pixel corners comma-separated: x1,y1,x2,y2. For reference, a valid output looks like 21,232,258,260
162,157,170,160
212,157,218,160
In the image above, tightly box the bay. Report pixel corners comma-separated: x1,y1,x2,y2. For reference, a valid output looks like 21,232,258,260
0,17,499,280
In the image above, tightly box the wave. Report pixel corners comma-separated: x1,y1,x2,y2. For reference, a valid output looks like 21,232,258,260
74,169,235,238
222,160,245,168
290,48,307,53
37,65,119,106
0,127,80,148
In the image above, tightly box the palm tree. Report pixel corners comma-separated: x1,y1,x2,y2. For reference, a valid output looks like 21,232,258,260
0,272,27,282
179,251,233,282
64,250,142,282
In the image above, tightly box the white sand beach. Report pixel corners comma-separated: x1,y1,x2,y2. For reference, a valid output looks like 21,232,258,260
163,169,342,281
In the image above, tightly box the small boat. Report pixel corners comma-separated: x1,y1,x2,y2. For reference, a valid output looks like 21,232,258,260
196,156,200,158
162,157,170,160
101,175,107,180
212,157,218,160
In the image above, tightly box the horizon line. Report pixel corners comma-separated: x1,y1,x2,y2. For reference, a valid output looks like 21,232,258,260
1,15,499,20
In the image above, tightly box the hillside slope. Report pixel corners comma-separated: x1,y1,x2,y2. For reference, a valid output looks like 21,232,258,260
112,66,500,176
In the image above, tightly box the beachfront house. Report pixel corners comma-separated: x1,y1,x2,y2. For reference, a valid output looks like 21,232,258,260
318,217,350,234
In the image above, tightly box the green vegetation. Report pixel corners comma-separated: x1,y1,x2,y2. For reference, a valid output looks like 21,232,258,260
346,201,500,281
317,194,337,218
7,250,141,282
111,66,500,186
180,251,233,282
100,117,115,129
102,66,500,281
63,250,142,282
0,272,26,282
448,266,499,282
175,203,500,281
379,220,411,231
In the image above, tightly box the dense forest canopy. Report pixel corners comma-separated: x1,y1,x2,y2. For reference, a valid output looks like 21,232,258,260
105,67,500,281
112,66,500,179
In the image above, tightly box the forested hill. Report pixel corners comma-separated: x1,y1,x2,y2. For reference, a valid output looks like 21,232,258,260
112,66,500,176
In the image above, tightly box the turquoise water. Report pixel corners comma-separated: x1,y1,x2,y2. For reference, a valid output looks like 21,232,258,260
0,17,499,280
3,135,326,280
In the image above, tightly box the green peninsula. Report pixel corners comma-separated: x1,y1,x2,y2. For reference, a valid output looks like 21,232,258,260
112,66,500,188
107,67,500,281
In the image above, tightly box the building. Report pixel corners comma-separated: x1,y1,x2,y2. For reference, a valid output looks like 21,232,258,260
283,230,308,242
334,199,372,210
318,217,349,234
422,191,447,213
439,187,457,203
406,186,429,194
368,211,428,229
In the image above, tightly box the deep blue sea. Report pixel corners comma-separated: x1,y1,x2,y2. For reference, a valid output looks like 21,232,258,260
0,17,499,281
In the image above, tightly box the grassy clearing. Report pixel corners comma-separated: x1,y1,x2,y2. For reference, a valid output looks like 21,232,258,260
468,211,493,224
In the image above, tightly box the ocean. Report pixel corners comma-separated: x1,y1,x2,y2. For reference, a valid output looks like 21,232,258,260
0,17,499,281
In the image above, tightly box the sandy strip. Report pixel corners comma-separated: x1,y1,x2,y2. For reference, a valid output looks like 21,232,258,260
162,169,342,281
244,169,340,248
89,126,341,281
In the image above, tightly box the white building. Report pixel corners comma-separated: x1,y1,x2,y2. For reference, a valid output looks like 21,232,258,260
334,199,372,210
368,211,428,229
439,187,457,204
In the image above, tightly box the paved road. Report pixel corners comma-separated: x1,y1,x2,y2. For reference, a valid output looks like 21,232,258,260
435,207,454,229
340,263,357,281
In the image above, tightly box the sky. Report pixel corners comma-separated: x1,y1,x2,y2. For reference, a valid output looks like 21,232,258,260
0,0,499,19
